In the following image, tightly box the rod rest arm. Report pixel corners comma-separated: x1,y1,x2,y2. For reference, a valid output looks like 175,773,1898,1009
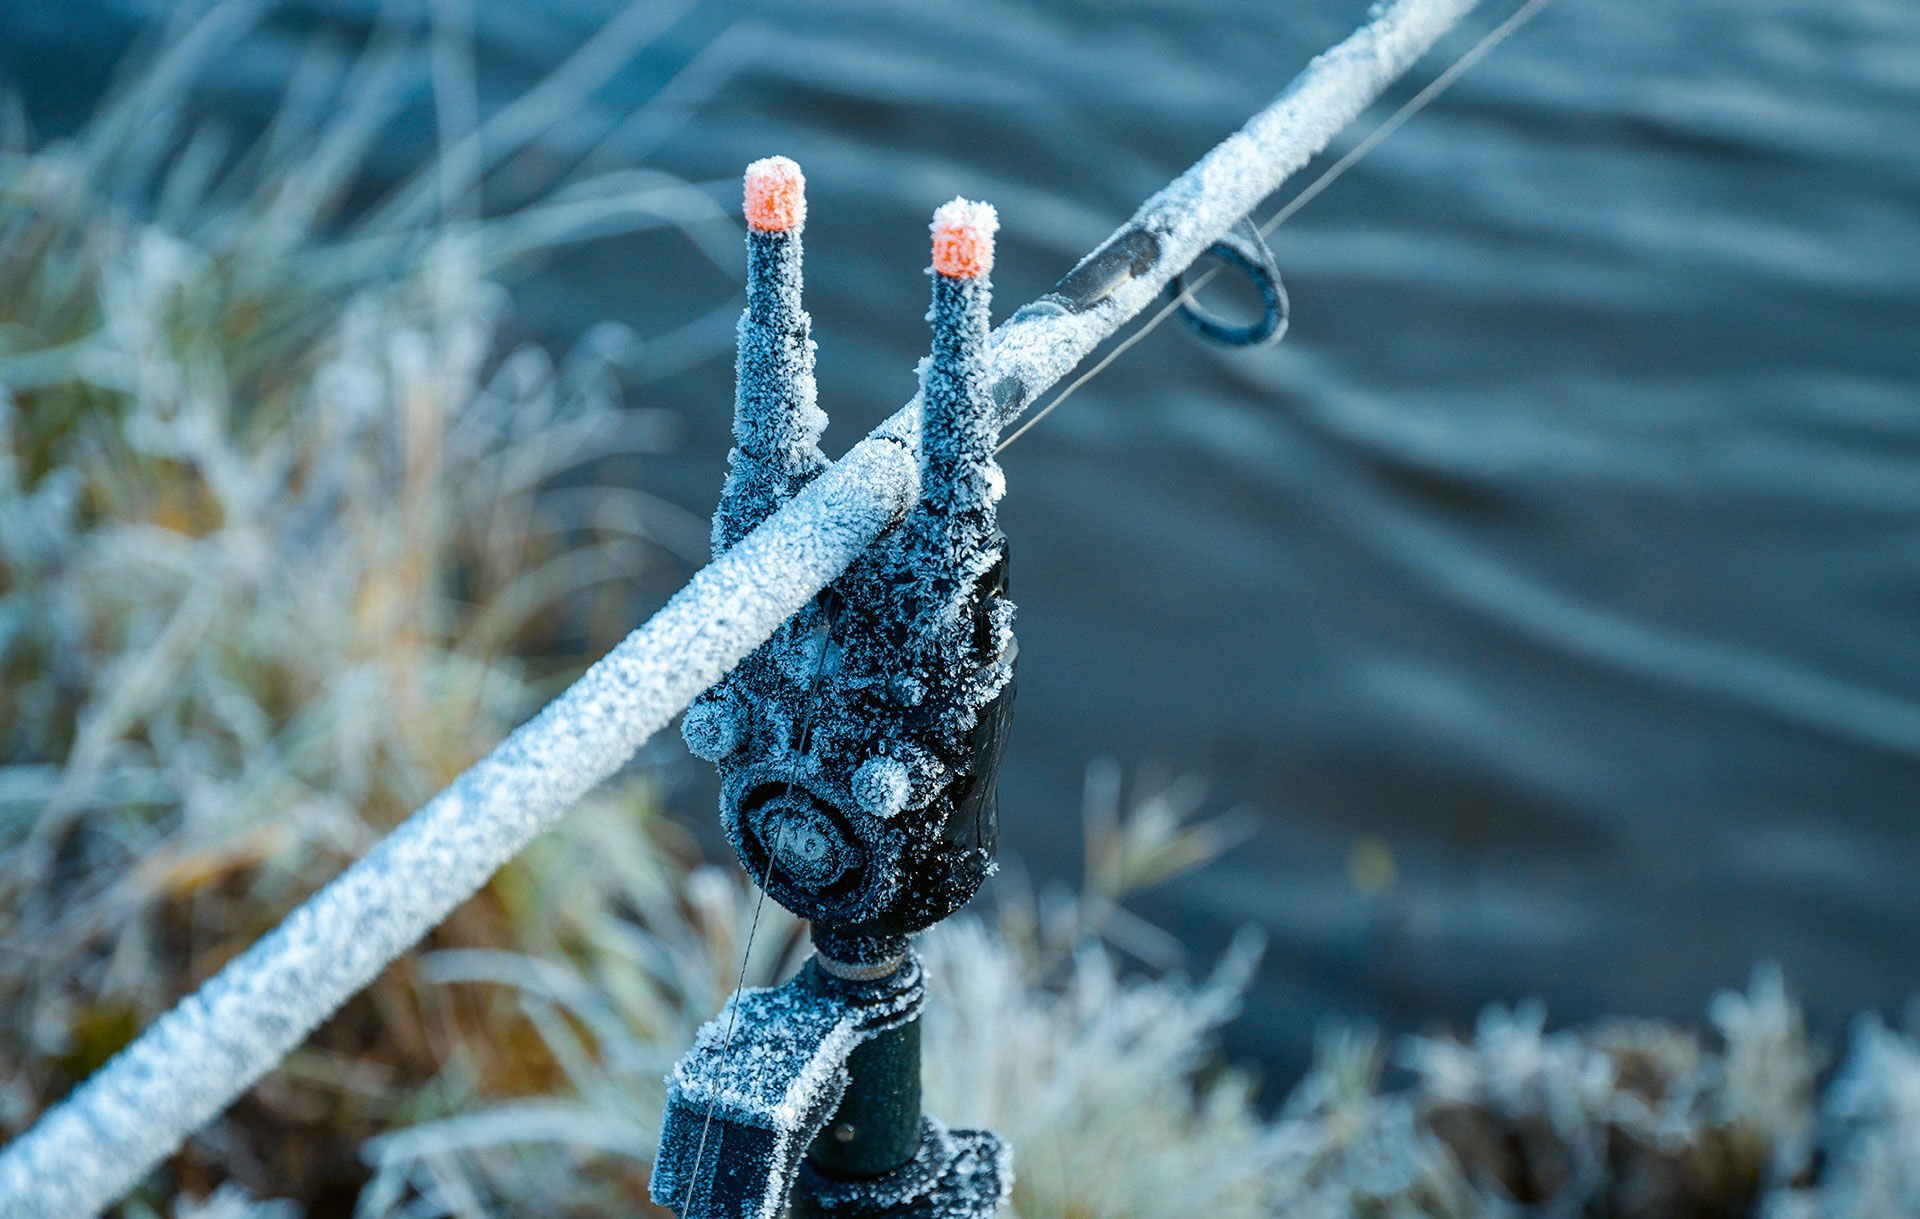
650,957,924,1219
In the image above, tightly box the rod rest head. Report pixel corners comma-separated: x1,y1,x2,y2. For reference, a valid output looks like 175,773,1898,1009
687,177,1015,942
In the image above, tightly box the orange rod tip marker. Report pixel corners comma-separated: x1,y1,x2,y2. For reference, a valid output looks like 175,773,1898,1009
931,198,997,279
744,156,806,233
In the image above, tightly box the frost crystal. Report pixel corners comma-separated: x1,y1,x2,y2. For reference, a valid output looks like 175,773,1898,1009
854,756,913,819
711,161,827,554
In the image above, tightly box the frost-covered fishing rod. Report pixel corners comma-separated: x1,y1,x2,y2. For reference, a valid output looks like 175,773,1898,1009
0,1,1483,1214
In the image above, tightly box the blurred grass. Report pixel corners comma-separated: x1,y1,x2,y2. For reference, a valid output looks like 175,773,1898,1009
0,0,725,1207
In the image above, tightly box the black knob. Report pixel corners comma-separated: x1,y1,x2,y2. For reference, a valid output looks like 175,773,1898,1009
741,786,867,910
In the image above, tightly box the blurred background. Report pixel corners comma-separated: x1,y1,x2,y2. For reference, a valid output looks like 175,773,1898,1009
7,0,1919,1089
3,0,1918,1213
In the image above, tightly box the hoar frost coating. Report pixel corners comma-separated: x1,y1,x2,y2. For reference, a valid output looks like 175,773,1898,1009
650,961,924,1219
931,198,998,279
712,158,828,555
744,154,807,234
685,191,1015,939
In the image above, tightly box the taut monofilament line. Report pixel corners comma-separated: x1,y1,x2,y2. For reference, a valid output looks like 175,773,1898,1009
0,2,1485,1213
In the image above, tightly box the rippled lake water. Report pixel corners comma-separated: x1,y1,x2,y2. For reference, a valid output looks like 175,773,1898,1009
7,0,1918,1084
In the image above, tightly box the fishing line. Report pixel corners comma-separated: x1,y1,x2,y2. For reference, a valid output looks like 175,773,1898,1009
1261,0,1555,236
997,0,1555,455
996,291,1189,453
678,595,841,1214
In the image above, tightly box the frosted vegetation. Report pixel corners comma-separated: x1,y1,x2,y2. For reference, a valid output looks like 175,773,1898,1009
3,5,1919,1217
0,0,725,1205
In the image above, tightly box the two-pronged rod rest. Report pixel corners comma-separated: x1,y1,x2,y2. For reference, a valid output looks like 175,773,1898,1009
679,163,1016,945
653,159,1014,1219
